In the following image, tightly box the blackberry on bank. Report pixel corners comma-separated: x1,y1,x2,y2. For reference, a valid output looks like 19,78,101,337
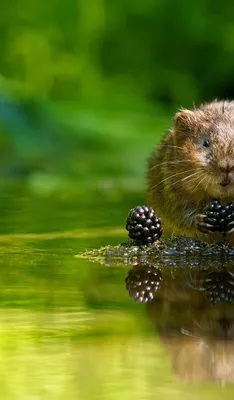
126,206,163,245
125,264,162,303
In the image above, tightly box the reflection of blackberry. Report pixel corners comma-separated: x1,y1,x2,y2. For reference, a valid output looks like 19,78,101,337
126,206,162,245
204,200,234,232
202,270,234,305
125,264,162,303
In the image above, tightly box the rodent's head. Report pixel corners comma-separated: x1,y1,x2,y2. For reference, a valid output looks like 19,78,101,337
173,101,234,199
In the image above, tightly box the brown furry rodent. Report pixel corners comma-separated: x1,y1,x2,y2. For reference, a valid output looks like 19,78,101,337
147,100,234,242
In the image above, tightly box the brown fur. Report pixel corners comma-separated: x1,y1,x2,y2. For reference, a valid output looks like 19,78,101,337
147,100,234,243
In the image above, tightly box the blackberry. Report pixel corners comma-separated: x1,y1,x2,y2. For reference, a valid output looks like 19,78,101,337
125,264,162,303
126,206,163,245
202,270,234,305
204,200,234,232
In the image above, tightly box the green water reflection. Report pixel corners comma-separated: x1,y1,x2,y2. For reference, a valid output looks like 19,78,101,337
0,186,234,399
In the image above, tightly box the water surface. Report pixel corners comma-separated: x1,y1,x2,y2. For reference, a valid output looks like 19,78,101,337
1,186,234,399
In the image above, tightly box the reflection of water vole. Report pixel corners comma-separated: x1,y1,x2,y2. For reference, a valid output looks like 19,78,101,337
147,282,234,383
148,100,234,242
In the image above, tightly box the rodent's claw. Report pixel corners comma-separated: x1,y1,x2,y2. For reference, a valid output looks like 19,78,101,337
195,214,216,234
226,220,234,233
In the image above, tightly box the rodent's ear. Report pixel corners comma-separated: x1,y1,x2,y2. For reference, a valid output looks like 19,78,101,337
174,110,195,134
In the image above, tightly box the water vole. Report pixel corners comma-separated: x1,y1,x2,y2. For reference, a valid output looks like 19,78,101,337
147,100,234,242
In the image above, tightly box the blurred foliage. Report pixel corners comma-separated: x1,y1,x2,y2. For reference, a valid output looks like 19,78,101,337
0,93,169,196
0,0,233,193
0,0,233,106
0,1,233,194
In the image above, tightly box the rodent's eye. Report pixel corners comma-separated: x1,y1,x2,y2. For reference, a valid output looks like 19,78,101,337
203,139,210,147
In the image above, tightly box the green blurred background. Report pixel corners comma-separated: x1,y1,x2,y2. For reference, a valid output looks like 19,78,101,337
0,0,233,222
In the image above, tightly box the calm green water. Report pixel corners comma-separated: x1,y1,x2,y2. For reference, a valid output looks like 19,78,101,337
1,185,234,399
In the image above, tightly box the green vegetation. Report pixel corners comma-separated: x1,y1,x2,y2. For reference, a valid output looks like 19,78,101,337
1,0,233,106
0,0,233,198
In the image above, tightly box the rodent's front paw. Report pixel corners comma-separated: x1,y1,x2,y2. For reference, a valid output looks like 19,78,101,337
195,214,217,233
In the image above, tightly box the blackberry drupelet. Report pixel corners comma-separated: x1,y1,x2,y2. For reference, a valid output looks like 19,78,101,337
126,205,162,245
204,200,234,232
202,270,234,305
125,264,162,303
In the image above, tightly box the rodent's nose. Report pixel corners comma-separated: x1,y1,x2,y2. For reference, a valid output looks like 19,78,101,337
219,161,234,173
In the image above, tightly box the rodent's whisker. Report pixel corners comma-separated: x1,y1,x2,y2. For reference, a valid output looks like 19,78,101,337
151,168,201,190
193,175,208,191
188,173,207,193
204,176,213,193
148,159,194,172
204,176,210,193
149,167,200,191
167,171,203,190
193,172,213,196
157,144,184,150
169,170,203,186
181,169,204,182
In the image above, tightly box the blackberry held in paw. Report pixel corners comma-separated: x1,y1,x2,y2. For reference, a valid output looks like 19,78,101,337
126,206,162,245
148,100,234,244
198,200,234,233
125,265,162,303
